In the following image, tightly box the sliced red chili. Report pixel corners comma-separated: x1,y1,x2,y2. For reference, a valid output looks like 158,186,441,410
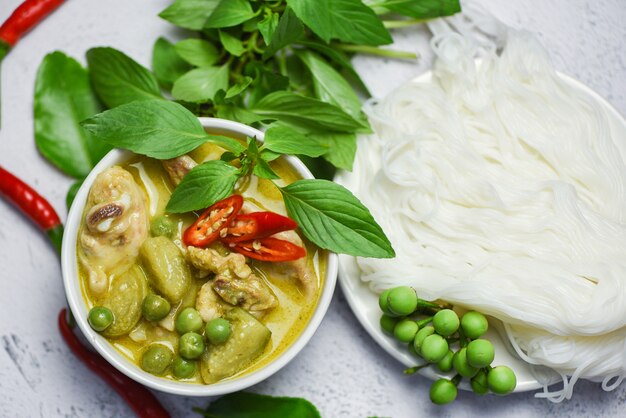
230,237,306,262
222,212,298,243
183,195,243,247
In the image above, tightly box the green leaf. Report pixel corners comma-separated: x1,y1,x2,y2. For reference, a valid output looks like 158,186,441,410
286,0,392,46
218,30,246,56
172,65,229,103
66,179,84,210
253,159,280,179
159,0,220,30
297,40,370,95
206,136,246,154
297,50,365,123
166,160,240,213
310,132,357,170
152,37,191,90
251,91,363,133
264,123,327,157
263,8,304,59
201,392,321,418
175,38,219,67
217,104,266,124
225,76,253,98
380,0,461,19
204,0,256,29
257,12,279,45
81,100,210,159
86,47,163,108
280,179,395,258
34,52,109,179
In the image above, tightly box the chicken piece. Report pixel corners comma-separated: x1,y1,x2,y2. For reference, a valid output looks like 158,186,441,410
79,166,149,296
241,201,318,296
196,280,225,322
161,155,197,186
187,246,277,316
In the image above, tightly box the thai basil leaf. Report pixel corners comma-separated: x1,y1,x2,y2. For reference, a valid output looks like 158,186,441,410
297,40,370,95
251,91,364,133
166,160,240,213
257,12,279,45
199,392,321,418
204,0,256,29
34,52,108,179
263,123,327,157
172,65,229,103
218,30,246,56
380,0,461,19
81,100,210,159
280,179,395,258
175,38,219,67
225,76,253,98
86,47,163,108
263,8,304,59
286,0,392,46
159,0,219,30
310,132,357,171
253,158,280,179
297,50,365,124
152,37,191,90
217,104,266,124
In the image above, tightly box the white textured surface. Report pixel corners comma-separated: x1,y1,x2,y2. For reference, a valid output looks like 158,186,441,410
0,0,624,417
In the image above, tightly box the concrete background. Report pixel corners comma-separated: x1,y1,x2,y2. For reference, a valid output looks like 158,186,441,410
0,0,624,416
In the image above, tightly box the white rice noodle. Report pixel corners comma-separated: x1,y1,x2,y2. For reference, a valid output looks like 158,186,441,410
350,30,626,402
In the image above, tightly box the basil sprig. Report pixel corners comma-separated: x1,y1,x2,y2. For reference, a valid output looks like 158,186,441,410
83,100,394,258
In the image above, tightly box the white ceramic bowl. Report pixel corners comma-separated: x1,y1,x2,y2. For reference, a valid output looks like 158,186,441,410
62,117,338,396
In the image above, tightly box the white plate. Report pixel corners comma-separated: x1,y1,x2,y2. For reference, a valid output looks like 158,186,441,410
334,68,626,393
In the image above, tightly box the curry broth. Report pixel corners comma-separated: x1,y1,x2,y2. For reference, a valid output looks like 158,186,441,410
78,140,326,384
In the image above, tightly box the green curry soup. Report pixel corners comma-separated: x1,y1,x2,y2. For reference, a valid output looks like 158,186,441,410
77,141,326,384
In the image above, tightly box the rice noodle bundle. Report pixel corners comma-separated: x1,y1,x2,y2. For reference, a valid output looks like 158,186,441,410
346,30,626,401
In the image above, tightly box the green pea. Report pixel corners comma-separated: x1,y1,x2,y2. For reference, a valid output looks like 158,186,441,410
387,286,418,316
88,307,113,332
172,356,196,379
150,215,175,238
412,326,435,355
460,311,489,339
378,289,393,315
142,294,171,322
421,334,449,363
432,309,460,337
179,332,205,360
471,370,489,395
380,314,398,335
437,350,454,372
205,318,232,344
141,344,173,375
393,319,418,343
487,366,517,395
452,347,479,378
466,339,495,368
429,378,458,405
175,307,203,334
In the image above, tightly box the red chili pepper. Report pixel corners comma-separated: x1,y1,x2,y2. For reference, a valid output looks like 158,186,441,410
222,212,298,243
0,165,63,254
183,194,243,247
230,237,306,262
0,0,65,48
57,309,170,418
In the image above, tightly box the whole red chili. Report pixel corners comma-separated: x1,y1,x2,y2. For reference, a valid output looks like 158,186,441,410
222,211,298,243
230,237,306,262
58,309,171,418
0,0,66,48
0,165,63,253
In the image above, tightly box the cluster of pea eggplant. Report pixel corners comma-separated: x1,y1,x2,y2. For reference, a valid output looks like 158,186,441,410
379,286,517,405
88,299,231,378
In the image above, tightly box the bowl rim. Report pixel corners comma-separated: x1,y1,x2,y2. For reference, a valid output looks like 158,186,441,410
62,117,338,396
